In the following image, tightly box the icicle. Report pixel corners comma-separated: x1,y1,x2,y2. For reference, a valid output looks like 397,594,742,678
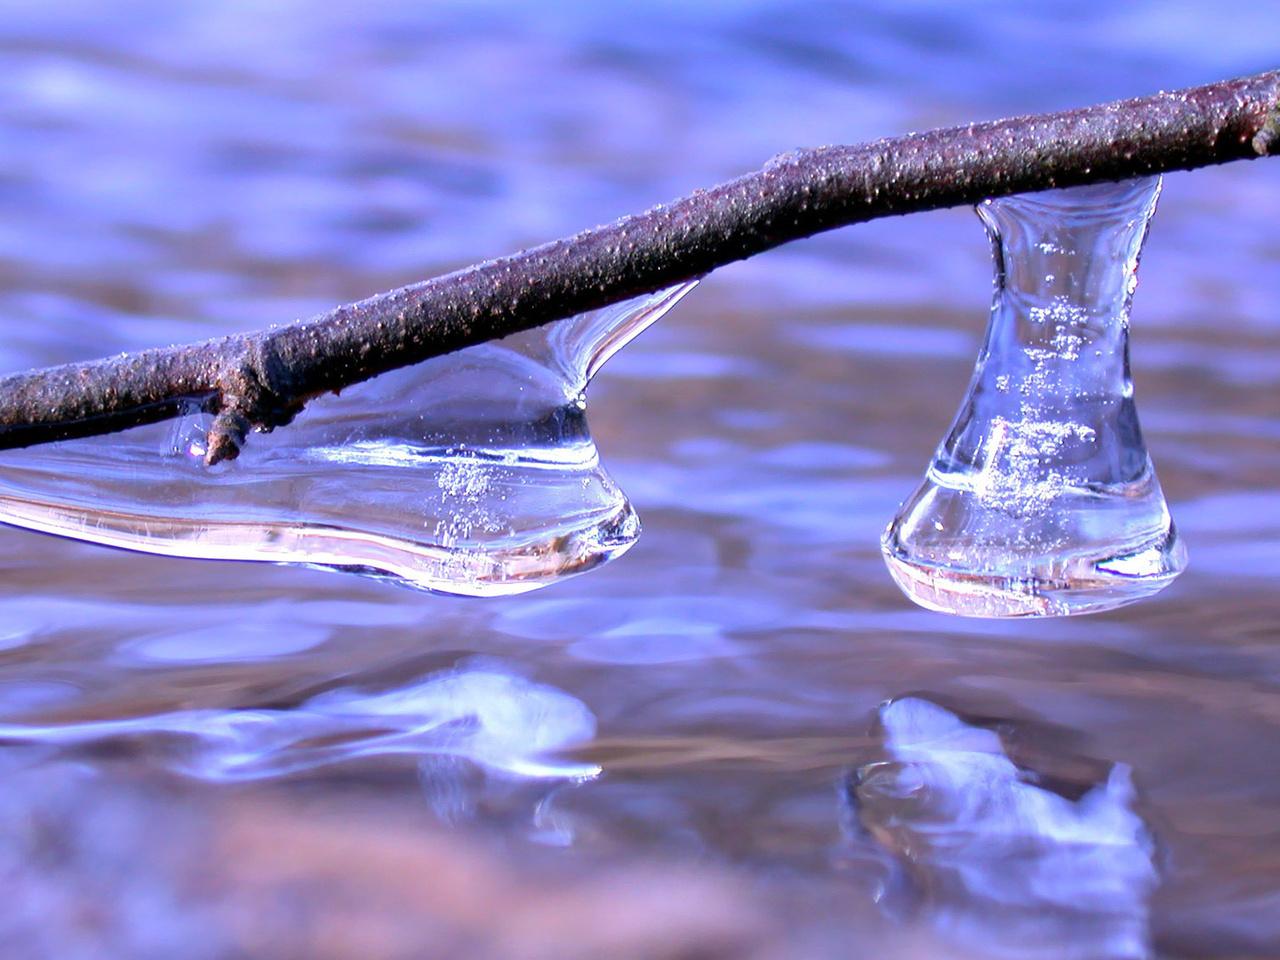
851,697,1157,959
882,177,1186,617
0,283,697,596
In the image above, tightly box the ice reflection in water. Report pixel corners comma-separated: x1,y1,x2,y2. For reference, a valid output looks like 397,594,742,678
852,697,1157,959
0,668,599,783
0,2,1276,954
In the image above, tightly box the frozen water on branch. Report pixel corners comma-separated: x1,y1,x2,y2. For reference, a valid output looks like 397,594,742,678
882,177,1186,617
0,283,696,596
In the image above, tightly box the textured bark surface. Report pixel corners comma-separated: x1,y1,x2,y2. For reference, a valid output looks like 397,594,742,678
0,69,1277,463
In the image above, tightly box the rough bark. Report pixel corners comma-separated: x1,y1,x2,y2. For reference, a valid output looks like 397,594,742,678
1,69,1277,464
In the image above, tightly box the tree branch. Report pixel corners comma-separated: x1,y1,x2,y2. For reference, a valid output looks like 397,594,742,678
2,69,1277,464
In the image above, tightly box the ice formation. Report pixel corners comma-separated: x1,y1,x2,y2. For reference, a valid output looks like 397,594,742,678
0,283,697,595
881,177,1186,617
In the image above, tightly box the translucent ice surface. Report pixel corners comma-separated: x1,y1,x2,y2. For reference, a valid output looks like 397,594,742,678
852,697,1157,960
882,177,1186,617
0,283,696,596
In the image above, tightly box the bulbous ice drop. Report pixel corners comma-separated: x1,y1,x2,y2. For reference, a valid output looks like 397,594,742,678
881,177,1186,617
0,282,697,596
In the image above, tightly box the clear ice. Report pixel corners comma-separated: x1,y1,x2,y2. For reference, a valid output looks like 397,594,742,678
881,177,1187,617
0,283,697,596
852,697,1157,959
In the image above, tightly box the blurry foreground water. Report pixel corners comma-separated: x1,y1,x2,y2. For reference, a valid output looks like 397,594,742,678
0,2,1278,957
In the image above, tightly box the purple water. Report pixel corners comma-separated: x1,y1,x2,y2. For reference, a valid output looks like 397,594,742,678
0,3,1277,956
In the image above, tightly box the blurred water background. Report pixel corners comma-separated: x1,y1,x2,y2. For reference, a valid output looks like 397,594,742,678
0,2,1277,957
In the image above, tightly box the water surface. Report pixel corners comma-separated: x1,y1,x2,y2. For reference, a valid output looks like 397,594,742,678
0,3,1278,957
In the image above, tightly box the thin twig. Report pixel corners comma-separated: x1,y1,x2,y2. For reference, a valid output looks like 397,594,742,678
1,69,1277,464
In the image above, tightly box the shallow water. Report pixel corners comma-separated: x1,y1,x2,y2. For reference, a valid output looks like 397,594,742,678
0,2,1278,957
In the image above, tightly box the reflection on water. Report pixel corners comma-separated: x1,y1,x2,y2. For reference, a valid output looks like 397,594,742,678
853,698,1156,959
0,667,599,782
0,0,1277,956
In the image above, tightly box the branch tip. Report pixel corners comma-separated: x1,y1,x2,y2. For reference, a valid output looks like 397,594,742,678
204,409,251,466
1253,102,1280,156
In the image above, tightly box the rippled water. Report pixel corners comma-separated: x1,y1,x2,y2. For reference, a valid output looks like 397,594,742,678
1,2,1278,957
